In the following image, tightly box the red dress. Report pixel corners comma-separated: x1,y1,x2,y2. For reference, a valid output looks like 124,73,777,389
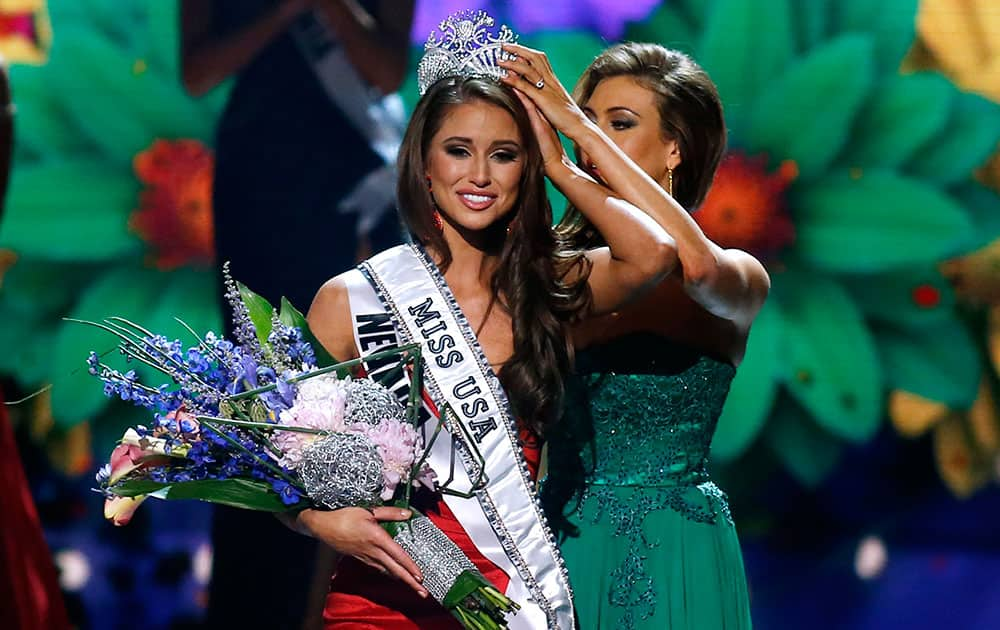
322,429,542,629
0,389,70,630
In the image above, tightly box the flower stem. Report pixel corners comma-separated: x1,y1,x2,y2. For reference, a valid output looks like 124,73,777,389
194,415,326,435
227,343,422,401
199,418,304,489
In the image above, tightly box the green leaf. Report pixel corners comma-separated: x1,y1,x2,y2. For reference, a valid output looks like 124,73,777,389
791,169,973,273
78,0,144,46
830,0,919,71
0,299,58,386
840,73,953,169
102,0,218,144
0,258,101,317
773,272,883,442
794,0,832,52
237,281,276,347
875,318,981,408
279,297,338,368
712,301,782,460
624,6,698,57
744,34,875,179
130,268,223,384
8,66,91,157
46,26,157,166
904,91,1000,186
0,160,141,261
144,269,222,340
948,182,1000,251
764,395,844,487
145,0,180,81
120,65,217,144
840,266,956,329
50,267,166,428
112,477,302,512
698,0,795,138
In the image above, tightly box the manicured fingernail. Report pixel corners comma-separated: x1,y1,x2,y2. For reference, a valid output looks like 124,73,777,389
400,509,410,518
419,589,429,598
414,573,424,582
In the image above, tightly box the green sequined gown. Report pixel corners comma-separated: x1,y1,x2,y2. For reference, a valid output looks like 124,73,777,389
543,334,752,629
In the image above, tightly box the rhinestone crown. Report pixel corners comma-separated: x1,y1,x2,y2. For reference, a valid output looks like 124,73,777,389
416,10,518,95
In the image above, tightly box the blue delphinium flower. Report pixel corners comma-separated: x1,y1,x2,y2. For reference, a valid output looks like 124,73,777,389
271,479,303,506
87,351,100,376
268,322,317,369
256,365,276,384
218,456,242,479
222,263,264,360
186,347,210,374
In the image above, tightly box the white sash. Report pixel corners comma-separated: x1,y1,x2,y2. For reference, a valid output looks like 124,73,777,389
291,9,405,235
343,244,574,629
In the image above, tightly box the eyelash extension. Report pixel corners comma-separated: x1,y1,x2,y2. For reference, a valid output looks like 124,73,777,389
443,146,519,162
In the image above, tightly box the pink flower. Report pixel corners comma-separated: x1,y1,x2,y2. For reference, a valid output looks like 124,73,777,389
101,429,175,526
273,374,349,468
349,419,434,500
108,439,171,485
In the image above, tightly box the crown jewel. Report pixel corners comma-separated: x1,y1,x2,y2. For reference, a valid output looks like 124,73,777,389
417,11,518,95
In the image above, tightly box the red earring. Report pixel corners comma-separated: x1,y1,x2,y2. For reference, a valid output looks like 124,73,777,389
427,177,443,231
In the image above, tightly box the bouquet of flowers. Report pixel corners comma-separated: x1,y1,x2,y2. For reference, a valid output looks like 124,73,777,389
86,267,519,629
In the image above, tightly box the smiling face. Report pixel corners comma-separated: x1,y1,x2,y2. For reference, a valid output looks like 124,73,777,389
425,100,525,234
580,74,680,190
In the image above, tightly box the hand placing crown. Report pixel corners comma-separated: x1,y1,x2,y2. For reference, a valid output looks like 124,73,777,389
416,10,518,95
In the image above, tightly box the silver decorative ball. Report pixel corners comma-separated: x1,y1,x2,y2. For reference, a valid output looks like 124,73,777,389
298,433,383,509
345,379,405,426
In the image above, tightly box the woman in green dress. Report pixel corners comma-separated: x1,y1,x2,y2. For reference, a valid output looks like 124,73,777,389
502,43,768,628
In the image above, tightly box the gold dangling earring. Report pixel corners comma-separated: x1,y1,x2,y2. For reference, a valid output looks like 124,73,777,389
667,166,674,198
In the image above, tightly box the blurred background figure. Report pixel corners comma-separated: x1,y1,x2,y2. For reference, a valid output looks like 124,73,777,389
0,55,70,630
179,1,413,627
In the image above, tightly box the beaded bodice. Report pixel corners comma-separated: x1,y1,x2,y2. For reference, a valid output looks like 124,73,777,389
543,333,737,536
576,335,734,488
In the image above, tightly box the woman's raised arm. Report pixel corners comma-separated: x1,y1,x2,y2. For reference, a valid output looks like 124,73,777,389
501,43,769,328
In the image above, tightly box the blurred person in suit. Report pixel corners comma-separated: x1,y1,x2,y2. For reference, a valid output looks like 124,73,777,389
179,2,414,626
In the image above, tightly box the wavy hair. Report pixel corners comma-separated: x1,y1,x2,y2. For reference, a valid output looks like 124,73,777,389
559,42,727,248
397,76,591,435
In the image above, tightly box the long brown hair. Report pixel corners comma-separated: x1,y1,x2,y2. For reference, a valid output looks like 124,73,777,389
559,42,727,248
397,76,591,435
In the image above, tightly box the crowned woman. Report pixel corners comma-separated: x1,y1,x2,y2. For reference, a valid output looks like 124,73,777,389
279,9,683,629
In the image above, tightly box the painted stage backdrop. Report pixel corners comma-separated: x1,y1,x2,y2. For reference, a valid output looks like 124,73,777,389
1,1,999,628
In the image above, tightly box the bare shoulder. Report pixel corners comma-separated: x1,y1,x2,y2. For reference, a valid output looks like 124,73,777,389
306,272,359,362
